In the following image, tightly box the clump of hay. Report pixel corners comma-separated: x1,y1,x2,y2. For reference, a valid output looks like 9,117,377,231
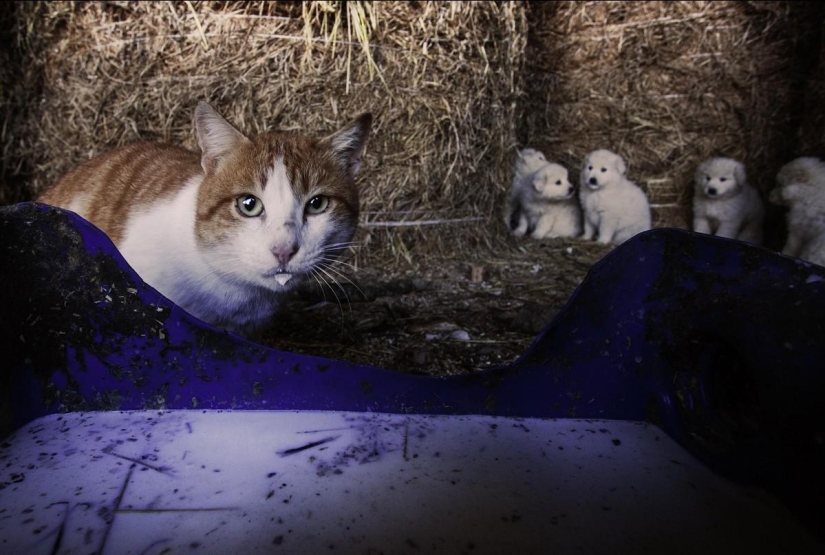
520,1,823,237
1,1,527,264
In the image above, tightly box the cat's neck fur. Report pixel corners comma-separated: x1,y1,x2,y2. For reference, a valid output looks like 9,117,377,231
38,102,372,337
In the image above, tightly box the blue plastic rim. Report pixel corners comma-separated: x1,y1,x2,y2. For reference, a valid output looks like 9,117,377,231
1,202,824,537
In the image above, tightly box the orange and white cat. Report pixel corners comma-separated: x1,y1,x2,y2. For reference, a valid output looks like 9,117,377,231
39,102,372,337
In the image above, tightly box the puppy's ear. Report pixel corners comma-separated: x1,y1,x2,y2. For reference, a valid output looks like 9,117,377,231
734,161,747,186
777,160,808,188
615,155,627,176
532,171,547,191
560,168,571,185
580,156,590,187
694,162,708,187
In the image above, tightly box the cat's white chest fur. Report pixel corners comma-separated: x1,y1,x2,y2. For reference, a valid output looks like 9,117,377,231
120,177,197,271
119,177,210,307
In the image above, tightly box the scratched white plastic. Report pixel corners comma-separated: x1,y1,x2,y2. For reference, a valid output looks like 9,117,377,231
0,411,821,554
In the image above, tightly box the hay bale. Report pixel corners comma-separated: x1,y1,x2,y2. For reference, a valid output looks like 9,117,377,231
520,1,823,237
1,0,527,262
797,22,825,157
0,1,47,206
4,1,824,255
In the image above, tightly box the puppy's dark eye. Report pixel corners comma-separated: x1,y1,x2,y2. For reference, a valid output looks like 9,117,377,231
555,180,562,185
588,166,593,171
720,177,727,182
601,168,607,172
705,176,710,181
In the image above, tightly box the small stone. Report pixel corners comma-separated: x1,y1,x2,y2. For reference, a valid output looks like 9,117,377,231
511,303,554,335
450,330,471,342
413,351,432,365
412,278,431,291
409,320,458,333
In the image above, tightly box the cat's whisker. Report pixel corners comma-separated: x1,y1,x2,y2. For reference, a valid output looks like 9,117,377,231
179,267,231,287
322,243,363,253
226,268,248,292
311,268,345,322
324,240,361,248
318,259,357,279
184,264,244,287
321,250,361,260
315,264,353,319
307,269,328,303
311,269,347,337
317,262,366,303
318,256,359,272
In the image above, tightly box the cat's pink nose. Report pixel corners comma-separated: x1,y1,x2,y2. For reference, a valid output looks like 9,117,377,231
271,243,298,266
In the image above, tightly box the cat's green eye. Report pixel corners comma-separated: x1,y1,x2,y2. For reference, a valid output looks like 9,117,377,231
236,194,264,217
306,195,329,215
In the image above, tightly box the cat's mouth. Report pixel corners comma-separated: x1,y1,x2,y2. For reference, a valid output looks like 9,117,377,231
273,273,293,286
262,268,297,287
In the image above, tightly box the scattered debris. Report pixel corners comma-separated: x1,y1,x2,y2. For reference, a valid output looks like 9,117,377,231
262,238,613,376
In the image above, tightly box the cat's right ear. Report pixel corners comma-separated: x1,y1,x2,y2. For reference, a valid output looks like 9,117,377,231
323,113,372,178
195,102,249,175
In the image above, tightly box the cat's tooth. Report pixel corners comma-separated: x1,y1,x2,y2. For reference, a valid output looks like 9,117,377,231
274,274,293,286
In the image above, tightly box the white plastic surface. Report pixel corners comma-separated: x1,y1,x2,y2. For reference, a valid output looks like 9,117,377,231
0,410,820,554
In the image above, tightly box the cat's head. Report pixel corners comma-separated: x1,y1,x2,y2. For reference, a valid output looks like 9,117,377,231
192,101,371,294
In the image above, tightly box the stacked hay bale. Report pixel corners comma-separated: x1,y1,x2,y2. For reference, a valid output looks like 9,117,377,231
0,2,33,206
2,1,824,255
1,1,527,262
520,1,823,242
797,23,825,157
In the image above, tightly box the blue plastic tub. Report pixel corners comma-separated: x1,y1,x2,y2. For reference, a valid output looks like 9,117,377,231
1,202,823,553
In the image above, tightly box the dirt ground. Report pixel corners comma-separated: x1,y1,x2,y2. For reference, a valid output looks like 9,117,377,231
261,237,614,376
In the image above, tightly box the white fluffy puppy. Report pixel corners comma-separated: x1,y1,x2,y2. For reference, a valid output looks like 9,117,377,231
506,149,582,239
769,157,825,266
692,157,764,244
578,149,651,245
506,148,549,237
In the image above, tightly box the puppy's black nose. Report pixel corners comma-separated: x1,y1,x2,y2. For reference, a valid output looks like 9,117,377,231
707,187,717,196
589,177,598,185
509,210,520,230
568,186,575,195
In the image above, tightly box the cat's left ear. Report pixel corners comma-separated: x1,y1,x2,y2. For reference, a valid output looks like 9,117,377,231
195,101,249,175
323,113,372,177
